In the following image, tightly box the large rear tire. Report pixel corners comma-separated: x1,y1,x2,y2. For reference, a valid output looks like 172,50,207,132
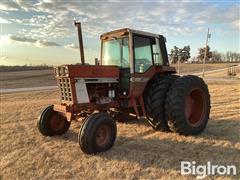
144,75,178,131
165,75,210,135
78,113,117,154
37,105,70,136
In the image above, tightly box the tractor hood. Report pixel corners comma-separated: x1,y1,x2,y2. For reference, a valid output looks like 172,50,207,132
54,65,119,78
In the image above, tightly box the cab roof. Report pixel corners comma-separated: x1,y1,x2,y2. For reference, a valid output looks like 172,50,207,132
100,28,163,40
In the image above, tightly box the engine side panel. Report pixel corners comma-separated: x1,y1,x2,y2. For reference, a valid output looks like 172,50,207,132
55,65,120,105
75,79,89,103
55,65,119,78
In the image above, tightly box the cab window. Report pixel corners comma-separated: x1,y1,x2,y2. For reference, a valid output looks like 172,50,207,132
102,37,129,67
134,36,153,73
152,38,163,65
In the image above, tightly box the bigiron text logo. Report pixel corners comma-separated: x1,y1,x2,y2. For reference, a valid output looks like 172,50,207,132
181,161,237,179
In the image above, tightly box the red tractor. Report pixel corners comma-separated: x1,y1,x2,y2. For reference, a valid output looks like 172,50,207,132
38,22,210,154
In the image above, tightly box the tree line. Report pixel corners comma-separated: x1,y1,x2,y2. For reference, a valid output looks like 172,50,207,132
0,65,52,72
169,45,240,64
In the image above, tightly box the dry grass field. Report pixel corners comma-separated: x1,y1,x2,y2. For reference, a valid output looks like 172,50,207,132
0,69,56,89
0,63,237,89
171,62,237,74
0,68,239,179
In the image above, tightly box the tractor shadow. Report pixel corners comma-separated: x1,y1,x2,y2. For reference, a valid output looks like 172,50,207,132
61,129,79,143
102,119,240,177
59,117,148,144
58,118,239,177
118,117,240,144
115,115,150,126
202,118,240,144
103,134,239,177
61,118,240,145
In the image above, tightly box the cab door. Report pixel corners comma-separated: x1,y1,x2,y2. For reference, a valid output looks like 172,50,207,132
130,35,163,96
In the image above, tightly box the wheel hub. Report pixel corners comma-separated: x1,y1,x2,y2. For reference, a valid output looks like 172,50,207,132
50,114,65,131
95,125,111,147
185,88,205,127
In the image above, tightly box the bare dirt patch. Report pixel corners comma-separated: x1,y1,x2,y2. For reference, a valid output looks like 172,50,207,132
0,80,239,179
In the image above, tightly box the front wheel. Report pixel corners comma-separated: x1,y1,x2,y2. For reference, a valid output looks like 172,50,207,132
78,113,117,154
37,105,70,136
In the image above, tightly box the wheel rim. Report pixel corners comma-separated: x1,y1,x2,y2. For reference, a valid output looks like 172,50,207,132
185,88,206,127
49,113,65,131
95,124,111,148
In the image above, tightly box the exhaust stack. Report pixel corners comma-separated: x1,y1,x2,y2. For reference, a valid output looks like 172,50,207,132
74,21,85,65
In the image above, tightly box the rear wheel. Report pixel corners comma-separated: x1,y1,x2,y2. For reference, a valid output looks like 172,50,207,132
78,113,117,154
165,75,210,135
144,75,178,131
37,105,70,136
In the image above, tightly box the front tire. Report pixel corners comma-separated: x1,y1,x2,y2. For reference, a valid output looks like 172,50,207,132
78,113,117,154
37,105,70,136
165,75,210,135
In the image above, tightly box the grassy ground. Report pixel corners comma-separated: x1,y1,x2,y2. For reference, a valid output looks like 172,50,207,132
0,63,238,89
172,62,237,74
0,69,56,89
0,76,239,179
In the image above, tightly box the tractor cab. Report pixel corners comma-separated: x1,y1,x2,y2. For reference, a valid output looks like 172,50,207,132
100,28,170,72
100,28,175,97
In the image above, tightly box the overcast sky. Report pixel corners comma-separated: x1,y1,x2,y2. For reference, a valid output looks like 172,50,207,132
0,0,239,65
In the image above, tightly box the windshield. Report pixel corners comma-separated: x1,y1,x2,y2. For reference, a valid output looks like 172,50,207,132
102,37,129,67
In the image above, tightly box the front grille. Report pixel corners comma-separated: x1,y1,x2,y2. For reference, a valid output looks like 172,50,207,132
58,78,72,102
54,66,68,77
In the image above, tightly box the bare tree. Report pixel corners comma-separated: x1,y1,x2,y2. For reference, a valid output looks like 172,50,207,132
179,45,191,63
169,45,191,64
169,46,179,64
211,51,222,62
197,45,212,62
226,52,240,62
